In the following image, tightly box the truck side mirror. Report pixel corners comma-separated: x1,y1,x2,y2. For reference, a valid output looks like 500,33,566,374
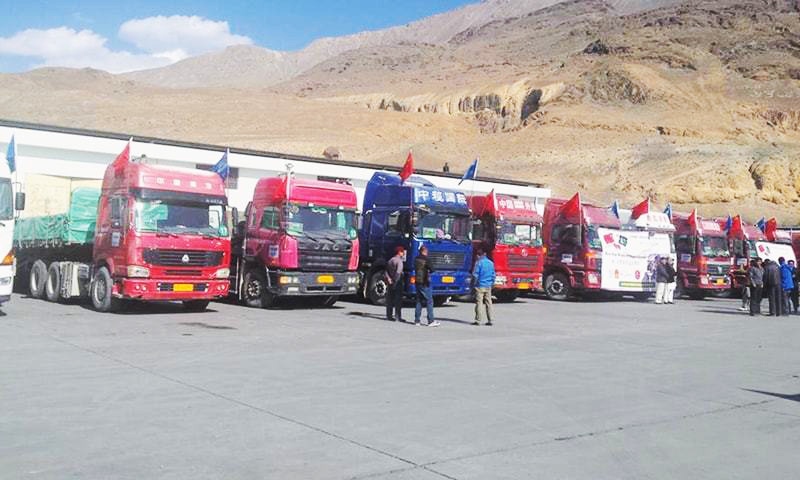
14,191,25,211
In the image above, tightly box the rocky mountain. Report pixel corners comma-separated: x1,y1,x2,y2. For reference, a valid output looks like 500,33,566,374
2,0,800,222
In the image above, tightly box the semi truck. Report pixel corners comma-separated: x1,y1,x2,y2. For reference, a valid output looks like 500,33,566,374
14,152,231,312
671,211,731,299
468,191,543,302
359,172,472,306
0,163,21,306
543,194,673,301
230,175,360,308
723,215,766,292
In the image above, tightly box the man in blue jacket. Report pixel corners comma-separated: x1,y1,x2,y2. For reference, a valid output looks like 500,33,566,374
472,248,496,326
779,257,794,316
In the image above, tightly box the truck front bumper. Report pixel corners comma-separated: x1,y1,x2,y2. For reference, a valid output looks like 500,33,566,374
119,278,230,300
494,272,542,291
269,271,360,296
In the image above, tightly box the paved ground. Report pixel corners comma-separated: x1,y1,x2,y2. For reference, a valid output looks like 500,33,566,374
0,293,798,480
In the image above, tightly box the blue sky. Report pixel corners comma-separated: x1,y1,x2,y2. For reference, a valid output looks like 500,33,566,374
0,0,474,73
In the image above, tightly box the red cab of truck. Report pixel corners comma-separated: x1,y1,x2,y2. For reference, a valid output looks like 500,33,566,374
671,210,731,298
542,193,621,300
721,215,765,291
93,159,231,310
468,191,543,302
232,176,359,308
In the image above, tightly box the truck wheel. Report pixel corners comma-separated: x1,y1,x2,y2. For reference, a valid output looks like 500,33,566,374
183,300,210,312
243,269,276,308
545,272,571,301
495,290,519,303
367,269,388,306
433,296,450,307
91,267,121,313
45,263,61,302
29,260,47,299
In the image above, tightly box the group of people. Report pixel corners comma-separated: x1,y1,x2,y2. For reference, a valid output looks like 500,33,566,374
654,256,678,304
384,245,496,327
744,257,799,316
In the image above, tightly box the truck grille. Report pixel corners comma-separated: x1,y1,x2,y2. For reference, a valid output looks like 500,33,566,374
708,263,731,276
298,249,350,272
164,269,203,277
428,252,466,271
143,249,223,267
507,254,540,270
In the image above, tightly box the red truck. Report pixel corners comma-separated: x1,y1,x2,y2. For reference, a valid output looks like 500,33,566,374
230,175,359,308
671,210,731,299
16,146,231,312
468,191,544,302
542,193,622,300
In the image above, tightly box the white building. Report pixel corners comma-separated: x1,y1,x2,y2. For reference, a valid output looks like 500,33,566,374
0,119,550,216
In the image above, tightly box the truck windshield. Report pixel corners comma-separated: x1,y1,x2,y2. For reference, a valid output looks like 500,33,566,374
701,236,729,257
498,221,542,247
747,240,758,259
416,211,471,242
135,200,228,237
0,179,12,221
586,225,603,250
284,205,357,239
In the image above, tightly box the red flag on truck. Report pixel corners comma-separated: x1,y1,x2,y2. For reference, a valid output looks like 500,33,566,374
399,150,414,183
559,193,582,222
112,138,131,176
630,198,650,220
688,208,699,232
765,218,778,238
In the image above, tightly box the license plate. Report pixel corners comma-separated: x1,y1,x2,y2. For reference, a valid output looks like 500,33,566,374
518,283,530,290
442,276,455,284
715,278,726,285
317,275,334,284
173,284,194,292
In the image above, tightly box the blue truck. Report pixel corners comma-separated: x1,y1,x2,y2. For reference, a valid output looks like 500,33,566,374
359,172,473,305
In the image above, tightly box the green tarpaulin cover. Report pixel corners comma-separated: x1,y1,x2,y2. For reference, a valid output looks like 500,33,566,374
14,188,101,246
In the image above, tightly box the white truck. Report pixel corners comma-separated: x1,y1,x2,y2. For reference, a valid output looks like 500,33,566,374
0,162,24,306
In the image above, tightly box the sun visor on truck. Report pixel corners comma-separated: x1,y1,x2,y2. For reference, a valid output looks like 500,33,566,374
131,188,227,205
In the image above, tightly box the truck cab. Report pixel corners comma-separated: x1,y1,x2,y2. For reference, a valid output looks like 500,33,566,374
468,192,543,302
0,167,22,306
359,172,472,305
722,215,765,291
542,194,622,300
671,213,731,299
91,161,231,311
232,176,359,308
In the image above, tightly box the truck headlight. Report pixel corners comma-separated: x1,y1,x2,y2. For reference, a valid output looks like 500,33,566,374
494,275,507,285
127,265,150,278
279,275,298,285
348,275,359,284
215,268,230,279
0,276,12,286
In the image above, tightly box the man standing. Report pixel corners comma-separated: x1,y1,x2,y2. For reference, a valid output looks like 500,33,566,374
779,257,794,316
736,261,750,312
472,249,496,326
790,259,799,313
655,257,669,304
748,259,764,316
385,246,405,322
414,245,440,327
764,259,781,316
665,258,677,304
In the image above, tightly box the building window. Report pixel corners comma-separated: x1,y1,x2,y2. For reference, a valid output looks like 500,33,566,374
196,164,239,189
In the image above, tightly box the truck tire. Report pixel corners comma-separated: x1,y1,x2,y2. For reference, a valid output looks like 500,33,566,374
183,300,210,312
545,272,571,301
367,269,388,306
495,290,519,303
91,266,121,313
242,269,276,308
45,263,61,302
29,260,47,299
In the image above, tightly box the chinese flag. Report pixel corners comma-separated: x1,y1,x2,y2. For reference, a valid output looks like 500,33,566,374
688,208,699,232
730,215,743,237
486,189,498,215
630,198,650,220
112,139,131,175
399,150,414,183
765,218,778,238
559,193,582,222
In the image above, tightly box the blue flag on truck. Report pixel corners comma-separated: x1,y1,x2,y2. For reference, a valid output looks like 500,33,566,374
5,134,15,173
610,200,620,218
756,217,766,232
212,149,230,181
663,203,673,220
459,158,478,185
724,215,733,232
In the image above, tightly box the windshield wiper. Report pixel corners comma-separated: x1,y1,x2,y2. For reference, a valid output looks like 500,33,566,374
156,231,179,238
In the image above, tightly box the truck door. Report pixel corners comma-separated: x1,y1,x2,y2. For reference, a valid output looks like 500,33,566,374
95,196,127,276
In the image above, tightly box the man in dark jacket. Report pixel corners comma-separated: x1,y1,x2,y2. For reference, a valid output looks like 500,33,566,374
414,245,440,327
665,258,677,304
748,259,764,316
655,257,669,304
790,260,799,313
385,246,405,322
763,259,782,316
